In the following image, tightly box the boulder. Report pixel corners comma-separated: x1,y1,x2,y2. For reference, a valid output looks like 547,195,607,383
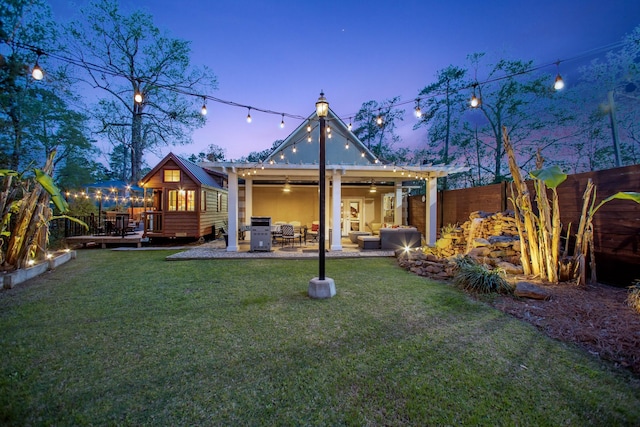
514,281,551,300
496,261,524,275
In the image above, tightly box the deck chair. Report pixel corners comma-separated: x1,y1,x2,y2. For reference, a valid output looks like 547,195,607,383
281,224,301,247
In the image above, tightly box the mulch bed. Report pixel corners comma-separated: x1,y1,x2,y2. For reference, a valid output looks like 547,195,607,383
487,280,640,376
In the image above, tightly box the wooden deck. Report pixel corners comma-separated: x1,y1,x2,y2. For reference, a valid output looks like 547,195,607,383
65,231,147,249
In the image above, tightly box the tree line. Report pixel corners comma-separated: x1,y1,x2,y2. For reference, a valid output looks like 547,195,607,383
2,0,639,193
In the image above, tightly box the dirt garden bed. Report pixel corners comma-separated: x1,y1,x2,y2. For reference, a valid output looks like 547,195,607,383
478,279,640,376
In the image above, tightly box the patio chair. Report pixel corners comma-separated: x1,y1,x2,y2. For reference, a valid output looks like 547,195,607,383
281,224,301,247
307,220,319,242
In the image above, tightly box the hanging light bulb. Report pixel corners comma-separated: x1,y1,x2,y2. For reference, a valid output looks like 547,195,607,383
348,118,353,131
469,83,480,108
283,177,291,193
306,123,312,132
280,113,285,128
553,61,564,90
414,100,422,118
345,139,349,149
307,133,312,142
292,144,297,153
246,107,252,123
326,125,331,133
201,98,207,116
369,181,377,193
393,165,397,173
134,91,143,104
361,151,365,157
376,112,383,126
31,61,44,80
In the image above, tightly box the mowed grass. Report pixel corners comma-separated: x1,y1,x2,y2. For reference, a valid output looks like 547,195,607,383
1,250,639,426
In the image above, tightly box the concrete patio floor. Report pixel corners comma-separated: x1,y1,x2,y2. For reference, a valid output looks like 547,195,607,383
166,237,396,260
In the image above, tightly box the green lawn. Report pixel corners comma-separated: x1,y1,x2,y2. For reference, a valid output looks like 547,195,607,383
1,250,639,426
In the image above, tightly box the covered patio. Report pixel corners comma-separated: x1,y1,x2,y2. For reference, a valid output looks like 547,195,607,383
202,107,465,253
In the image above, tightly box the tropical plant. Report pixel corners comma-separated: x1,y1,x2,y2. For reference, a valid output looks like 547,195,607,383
503,126,640,285
452,256,512,294
627,280,640,314
1,150,85,270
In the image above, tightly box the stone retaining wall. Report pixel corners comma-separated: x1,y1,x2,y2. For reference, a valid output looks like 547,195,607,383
401,210,524,280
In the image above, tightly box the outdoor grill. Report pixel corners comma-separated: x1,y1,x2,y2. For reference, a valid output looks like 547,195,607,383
250,216,271,251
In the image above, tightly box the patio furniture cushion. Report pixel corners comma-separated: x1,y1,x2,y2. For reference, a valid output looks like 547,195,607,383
357,235,380,250
349,231,371,244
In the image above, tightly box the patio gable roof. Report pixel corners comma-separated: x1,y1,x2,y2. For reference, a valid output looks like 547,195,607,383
265,108,378,166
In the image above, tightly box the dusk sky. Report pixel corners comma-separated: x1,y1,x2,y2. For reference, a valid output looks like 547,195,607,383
48,0,640,163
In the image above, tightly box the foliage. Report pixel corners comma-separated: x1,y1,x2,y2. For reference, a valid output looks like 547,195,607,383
64,0,218,182
627,280,640,314
415,65,468,189
238,140,281,163
353,97,404,161
1,252,639,425
453,257,512,294
187,143,227,163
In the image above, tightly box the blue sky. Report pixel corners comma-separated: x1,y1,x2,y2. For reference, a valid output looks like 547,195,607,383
48,0,640,162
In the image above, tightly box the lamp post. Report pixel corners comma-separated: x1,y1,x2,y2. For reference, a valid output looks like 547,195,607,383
308,91,336,299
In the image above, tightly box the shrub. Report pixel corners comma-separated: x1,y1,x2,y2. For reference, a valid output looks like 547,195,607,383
453,256,513,294
627,280,640,314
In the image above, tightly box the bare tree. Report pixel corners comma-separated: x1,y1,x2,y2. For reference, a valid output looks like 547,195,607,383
64,0,217,183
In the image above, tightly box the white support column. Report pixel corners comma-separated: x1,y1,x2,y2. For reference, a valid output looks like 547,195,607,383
424,176,438,245
331,172,342,251
244,177,253,240
227,171,239,252
394,181,403,226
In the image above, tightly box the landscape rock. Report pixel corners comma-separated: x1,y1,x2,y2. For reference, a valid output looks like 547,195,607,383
496,261,524,275
514,281,551,300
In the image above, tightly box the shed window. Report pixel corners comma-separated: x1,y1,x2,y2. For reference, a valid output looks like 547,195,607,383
164,170,180,182
168,189,195,211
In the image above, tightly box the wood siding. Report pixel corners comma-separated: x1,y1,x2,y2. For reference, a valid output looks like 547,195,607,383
143,159,228,238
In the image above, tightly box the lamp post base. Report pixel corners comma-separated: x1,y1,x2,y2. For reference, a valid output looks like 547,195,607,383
308,277,336,299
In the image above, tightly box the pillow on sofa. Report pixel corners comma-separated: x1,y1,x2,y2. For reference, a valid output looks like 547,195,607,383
311,223,319,232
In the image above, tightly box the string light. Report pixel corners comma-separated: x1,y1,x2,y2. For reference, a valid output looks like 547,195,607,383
246,107,252,123
554,61,565,91
345,139,349,149
376,111,383,126
307,133,312,142
469,83,480,108
201,98,207,115
306,123,312,132
31,51,44,81
9,38,625,136
283,177,291,193
280,113,285,128
134,90,143,104
292,144,297,153
414,99,422,118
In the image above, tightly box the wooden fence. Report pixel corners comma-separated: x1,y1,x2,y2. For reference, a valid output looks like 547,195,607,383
408,164,640,285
